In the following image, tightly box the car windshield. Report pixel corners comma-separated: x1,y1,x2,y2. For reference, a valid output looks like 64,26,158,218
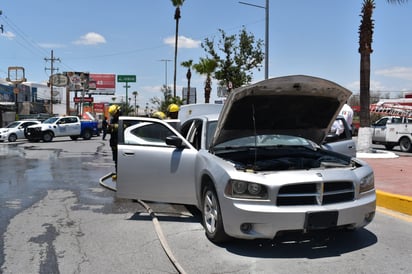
214,134,315,150
42,117,59,124
6,122,20,128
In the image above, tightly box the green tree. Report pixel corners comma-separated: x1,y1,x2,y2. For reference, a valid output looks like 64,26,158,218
193,58,218,103
202,27,264,90
171,0,185,98
150,85,183,113
181,59,193,104
359,0,408,127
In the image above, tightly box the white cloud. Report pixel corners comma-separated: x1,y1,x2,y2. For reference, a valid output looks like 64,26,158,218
375,66,412,81
346,80,388,93
163,35,201,48
0,31,15,39
38,43,66,49
73,32,106,46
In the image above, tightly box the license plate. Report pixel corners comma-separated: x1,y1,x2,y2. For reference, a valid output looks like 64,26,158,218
304,211,338,230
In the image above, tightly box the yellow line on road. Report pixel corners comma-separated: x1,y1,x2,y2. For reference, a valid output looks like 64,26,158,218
377,207,412,223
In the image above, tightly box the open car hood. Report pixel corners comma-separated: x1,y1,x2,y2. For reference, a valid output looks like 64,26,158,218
210,75,351,148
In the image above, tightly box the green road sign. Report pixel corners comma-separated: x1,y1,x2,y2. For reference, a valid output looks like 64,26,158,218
117,75,136,82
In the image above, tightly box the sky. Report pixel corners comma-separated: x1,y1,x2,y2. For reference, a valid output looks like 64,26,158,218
1,0,412,110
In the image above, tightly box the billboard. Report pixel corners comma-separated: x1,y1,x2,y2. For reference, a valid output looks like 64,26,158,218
182,87,197,104
64,72,89,92
88,74,116,95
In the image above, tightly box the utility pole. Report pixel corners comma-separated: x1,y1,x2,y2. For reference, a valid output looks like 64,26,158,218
239,0,269,79
44,50,60,115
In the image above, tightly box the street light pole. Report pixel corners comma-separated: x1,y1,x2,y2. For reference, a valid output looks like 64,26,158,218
239,0,269,79
160,59,172,91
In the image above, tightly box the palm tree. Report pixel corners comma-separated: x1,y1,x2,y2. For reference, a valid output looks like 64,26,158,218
171,0,185,98
357,0,407,152
359,0,375,128
132,91,138,115
359,0,408,128
181,59,193,104
193,58,218,103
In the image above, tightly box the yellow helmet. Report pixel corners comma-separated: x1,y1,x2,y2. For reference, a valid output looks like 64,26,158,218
167,104,180,113
152,111,166,119
108,104,120,115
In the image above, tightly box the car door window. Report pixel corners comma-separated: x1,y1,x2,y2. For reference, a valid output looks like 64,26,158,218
375,118,388,126
181,119,203,150
123,120,176,146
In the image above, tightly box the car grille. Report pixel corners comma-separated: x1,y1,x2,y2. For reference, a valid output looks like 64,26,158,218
277,181,354,206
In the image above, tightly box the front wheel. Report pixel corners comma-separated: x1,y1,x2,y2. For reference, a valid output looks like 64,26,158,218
399,137,412,152
42,132,53,142
202,184,229,243
8,134,17,142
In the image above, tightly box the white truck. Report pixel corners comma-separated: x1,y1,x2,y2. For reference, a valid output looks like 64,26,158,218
372,116,412,152
25,116,99,142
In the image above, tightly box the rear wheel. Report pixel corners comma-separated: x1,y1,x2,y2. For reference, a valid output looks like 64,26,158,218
82,129,92,140
202,184,229,243
8,134,17,142
399,137,412,152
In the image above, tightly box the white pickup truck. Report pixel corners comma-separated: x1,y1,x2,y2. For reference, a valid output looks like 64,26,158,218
25,116,99,142
372,116,412,152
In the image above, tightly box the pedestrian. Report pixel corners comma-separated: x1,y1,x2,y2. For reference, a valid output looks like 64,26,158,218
340,103,354,130
108,104,121,180
102,116,108,140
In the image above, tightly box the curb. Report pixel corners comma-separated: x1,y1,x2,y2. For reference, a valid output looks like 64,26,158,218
376,190,412,216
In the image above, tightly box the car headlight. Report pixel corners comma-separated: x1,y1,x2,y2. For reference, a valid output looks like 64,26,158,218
226,180,268,199
360,173,374,193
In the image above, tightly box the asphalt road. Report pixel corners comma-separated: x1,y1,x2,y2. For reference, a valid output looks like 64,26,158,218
1,137,412,274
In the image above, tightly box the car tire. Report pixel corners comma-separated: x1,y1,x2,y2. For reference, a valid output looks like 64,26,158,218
82,129,92,140
399,137,412,152
43,132,53,142
8,134,17,142
202,184,229,243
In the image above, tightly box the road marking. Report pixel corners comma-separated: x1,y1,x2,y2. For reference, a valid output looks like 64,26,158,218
377,206,412,223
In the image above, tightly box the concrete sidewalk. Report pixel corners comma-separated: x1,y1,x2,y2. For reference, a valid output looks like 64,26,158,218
357,150,412,216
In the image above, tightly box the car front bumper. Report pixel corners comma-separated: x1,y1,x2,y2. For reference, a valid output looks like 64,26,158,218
220,191,376,240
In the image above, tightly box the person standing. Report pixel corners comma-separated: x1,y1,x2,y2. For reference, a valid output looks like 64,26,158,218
340,104,354,130
102,116,108,140
108,105,121,179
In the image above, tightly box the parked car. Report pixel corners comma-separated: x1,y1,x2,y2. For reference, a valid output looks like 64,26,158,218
113,75,376,243
0,120,41,142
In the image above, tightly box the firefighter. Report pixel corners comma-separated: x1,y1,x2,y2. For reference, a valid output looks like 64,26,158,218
167,104,180,119
108,104,121,179
152,111,166,119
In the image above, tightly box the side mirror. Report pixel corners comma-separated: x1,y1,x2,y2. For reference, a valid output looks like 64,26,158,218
166,135,187,149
